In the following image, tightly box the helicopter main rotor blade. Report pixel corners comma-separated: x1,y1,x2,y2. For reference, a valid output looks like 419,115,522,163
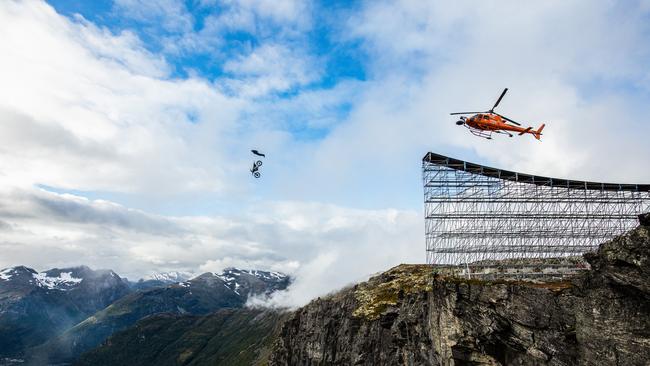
450,111,485,115
495,113,521,126
490,88,508,111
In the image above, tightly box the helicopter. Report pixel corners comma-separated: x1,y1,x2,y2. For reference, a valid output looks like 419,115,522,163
451,88,545,140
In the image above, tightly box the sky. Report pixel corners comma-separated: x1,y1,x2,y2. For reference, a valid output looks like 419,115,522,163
1,0,650,306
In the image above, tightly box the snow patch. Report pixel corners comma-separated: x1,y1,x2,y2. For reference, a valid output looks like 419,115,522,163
32,271,83,289
221,268,287,282
266,272,284,280
143,271,192,283
0,268,13,281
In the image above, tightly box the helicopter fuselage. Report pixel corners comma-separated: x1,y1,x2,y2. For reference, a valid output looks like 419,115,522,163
464,113,530,134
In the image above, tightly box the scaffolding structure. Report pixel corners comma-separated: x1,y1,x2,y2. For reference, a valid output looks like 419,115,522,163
423,152,650,278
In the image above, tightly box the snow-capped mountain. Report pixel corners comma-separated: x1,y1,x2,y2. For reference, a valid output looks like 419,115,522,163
0,266,84,291
143,271,193,283
131,268,290,294
0,266,41,289
212,268,289,296
33,267,290,362
129,270,194,290
0,264,290,362
0,265,123,292
0,265,131,358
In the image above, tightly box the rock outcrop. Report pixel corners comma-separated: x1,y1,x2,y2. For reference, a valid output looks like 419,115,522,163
270,219,650,365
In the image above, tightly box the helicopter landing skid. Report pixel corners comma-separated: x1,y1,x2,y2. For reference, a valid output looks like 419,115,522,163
467,126,493,140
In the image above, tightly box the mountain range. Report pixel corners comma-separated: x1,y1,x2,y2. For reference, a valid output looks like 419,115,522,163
0,265,289,365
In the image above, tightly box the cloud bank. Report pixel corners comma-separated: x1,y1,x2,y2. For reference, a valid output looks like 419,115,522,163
0,187,421,306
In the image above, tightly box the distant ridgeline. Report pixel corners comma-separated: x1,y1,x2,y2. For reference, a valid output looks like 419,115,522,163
422,152,650,279
0,266,289,364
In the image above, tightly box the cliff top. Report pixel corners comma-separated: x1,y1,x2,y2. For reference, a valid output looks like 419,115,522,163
352,213,650,320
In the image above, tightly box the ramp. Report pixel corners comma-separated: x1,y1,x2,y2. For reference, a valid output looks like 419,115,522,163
422,152,650,278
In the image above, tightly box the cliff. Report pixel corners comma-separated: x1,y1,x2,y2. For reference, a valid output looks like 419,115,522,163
270,214,650,365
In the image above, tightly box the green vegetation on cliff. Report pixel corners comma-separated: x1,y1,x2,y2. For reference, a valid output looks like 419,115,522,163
353,264,432,320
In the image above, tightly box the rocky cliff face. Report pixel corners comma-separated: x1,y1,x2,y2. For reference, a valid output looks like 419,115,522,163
270,215,650,365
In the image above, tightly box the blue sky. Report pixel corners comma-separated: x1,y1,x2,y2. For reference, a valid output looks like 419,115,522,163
48,0,365,87
2,0,650,305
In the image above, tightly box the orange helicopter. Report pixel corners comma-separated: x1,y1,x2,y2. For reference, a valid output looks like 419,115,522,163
451,88,545,140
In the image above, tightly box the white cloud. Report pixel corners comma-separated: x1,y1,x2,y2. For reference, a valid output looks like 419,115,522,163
0,1,243,194
223,43,322,96
0,187,422,305
127,0,313,64
215,0,311,32
113,0,194,33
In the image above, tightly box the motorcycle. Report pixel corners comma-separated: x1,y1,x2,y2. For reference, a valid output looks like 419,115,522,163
250,160,263,178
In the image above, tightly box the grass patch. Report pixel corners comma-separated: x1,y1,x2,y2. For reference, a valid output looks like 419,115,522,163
353,265,432,320
353,265,574,320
